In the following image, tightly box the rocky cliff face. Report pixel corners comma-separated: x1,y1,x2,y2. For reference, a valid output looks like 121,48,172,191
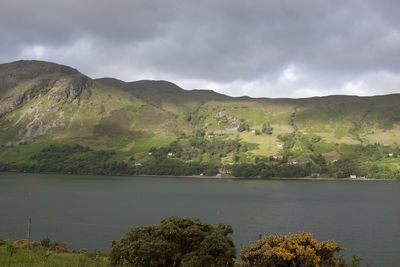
0,61,93,144
0,61,92,118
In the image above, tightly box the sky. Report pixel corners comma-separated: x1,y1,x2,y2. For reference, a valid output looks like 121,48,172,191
1,0,400,98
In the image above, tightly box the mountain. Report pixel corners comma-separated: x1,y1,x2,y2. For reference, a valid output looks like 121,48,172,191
1,60,399,178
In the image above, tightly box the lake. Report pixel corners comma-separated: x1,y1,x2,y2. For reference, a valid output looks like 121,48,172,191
0,172,399,266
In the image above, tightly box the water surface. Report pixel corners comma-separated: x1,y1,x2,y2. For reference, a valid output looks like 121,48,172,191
0,172,399,266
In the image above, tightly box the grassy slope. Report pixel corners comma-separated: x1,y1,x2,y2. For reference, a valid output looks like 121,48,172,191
0,248,109,267
1,60,400,172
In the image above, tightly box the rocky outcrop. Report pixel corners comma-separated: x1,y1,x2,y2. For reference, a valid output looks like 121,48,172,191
0,63,92,118
0,79,54,118
47,75,92,102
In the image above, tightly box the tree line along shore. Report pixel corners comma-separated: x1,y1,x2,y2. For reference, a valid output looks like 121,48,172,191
1,140,400,179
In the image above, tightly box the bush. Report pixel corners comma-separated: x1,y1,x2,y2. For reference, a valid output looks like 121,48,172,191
50,241,71,253
110,216,236,266
5,241,18,256
240,231,343,267
40,237,51,248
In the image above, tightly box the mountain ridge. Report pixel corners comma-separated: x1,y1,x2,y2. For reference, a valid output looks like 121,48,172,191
1,60,400,178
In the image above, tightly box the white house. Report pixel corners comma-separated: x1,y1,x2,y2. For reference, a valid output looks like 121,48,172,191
350,175,357,179
218,168,231,174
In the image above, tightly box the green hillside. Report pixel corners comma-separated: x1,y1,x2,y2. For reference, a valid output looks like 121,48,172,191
1,60,400,178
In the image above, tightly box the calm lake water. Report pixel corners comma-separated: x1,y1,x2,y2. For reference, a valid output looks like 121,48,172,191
0,172,399,266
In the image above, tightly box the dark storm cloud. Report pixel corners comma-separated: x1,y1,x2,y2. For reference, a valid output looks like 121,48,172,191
0,0,399,97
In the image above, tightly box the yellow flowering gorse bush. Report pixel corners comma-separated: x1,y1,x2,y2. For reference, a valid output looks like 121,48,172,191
240,231,343,267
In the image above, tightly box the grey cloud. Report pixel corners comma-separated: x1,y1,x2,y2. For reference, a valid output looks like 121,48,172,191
0,0,399,97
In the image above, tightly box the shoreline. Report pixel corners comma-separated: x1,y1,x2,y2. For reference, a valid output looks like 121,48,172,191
1,171,397,181
161,175,397,181
134,174,397,181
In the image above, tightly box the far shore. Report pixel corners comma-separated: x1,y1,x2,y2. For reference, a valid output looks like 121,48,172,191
147,174,397,181
1,171,398,181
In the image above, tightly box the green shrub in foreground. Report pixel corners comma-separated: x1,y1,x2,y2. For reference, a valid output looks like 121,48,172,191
110,216,236,266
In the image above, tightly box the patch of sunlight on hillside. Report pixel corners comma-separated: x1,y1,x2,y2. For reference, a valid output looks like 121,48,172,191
317,132,360,144
239,131,280,156
122,136,174,153
364,126,400,145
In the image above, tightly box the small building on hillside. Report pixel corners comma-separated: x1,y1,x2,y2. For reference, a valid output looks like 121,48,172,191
135,162,142,166
388,153,393,157
218,168,231,174
350,175,357,179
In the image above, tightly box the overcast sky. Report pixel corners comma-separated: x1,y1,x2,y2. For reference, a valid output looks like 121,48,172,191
1,0,400,98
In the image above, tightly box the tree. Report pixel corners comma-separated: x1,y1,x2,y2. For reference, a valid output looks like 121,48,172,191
262,122,273,135
240,231,343,267
238,119,250,132
110,216,236,266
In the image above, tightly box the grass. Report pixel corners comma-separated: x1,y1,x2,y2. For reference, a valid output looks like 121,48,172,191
363,126,400,145
0,243,109,267
239,132,279,156
234,107,268,126
312,142,338,155
119,135,174,154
